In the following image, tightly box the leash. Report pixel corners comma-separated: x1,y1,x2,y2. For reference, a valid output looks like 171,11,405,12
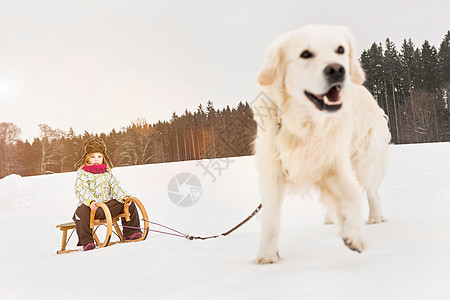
184,203,262,240
116,204,262,240
115,222,187,238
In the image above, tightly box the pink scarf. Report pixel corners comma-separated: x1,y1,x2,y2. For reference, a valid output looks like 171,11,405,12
82,164,108,174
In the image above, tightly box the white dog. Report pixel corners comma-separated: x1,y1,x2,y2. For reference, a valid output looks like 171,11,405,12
253,25,391,264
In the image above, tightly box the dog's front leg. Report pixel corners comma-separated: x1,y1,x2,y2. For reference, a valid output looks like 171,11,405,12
256,173,285,264
320,171,366,253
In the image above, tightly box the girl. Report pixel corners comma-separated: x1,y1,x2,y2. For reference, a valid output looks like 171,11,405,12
73,137,142,251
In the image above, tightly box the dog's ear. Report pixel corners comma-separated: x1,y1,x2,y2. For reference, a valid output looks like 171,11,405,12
344,28,366,85
257,40,284,86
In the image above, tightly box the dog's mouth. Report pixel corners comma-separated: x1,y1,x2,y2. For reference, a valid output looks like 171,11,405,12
304,85,342,112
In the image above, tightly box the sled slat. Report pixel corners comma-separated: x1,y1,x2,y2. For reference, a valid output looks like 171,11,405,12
57,222,76,230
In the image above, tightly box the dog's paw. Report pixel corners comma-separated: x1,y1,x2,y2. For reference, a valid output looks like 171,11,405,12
367,216,388,225
255,252,280,264
323,216,334,225
342,236,365,253
340,221,366,253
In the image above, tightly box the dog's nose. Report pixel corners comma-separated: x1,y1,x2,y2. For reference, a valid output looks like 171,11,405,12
324,63,345,83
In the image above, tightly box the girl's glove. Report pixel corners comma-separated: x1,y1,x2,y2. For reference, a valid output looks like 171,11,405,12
90,201,97,211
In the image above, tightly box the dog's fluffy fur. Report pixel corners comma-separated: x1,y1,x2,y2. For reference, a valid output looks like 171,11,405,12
253,25,391,264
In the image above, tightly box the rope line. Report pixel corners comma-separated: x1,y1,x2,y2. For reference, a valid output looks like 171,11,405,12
185,203,262,240
114,203,262,240
111,223,187,238
66,204,262,244
143,203,262,241
146,229,185,238
143,220,187,236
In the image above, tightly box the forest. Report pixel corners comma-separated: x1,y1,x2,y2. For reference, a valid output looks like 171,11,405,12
360,31,450,144
1,31,449,178
0,101,256,177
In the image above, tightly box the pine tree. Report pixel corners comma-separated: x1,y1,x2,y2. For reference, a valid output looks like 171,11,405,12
14,140,39,176
400,39,420,97
196,104,207,159
384,38,402,142
206,100,217,158
419,40,440,92
361,43,386,110
400,39,421,143
438,31,450,87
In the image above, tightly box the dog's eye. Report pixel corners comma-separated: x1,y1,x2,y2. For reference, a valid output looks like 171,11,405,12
336,46,345,54
300,50,313,59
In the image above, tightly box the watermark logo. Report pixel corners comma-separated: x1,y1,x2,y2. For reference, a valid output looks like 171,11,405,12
217,115,254,156
196,158,234,183
167,173,202,207
193,92,281,183
195,114,250,182
249,92,282,133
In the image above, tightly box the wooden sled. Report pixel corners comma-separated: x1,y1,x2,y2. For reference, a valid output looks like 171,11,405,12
56,197,149,254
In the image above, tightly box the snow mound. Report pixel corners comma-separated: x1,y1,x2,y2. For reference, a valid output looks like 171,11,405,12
0,174,32,213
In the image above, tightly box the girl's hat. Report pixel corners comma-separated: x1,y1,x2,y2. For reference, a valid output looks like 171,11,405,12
74,137,113,169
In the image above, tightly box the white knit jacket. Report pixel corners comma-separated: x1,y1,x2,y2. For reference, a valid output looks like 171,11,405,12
74,169,131,207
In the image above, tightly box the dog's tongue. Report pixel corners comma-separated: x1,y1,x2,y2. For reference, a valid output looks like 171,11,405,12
325,86,340,103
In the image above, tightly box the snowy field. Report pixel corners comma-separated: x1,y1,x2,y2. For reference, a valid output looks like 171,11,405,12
1,143,449,300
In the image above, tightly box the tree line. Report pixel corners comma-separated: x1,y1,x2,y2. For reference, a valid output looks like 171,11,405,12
0,101,256,178
1,32,449,179
360,31,450,143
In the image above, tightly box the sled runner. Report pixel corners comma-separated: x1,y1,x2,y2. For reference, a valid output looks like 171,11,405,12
56,197,149,254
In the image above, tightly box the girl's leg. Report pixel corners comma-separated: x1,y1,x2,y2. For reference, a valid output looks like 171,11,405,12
104,200,142,237
73,205,94,246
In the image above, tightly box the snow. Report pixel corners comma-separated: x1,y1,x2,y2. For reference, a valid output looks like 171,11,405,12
1,143,450,299
0,174,31,213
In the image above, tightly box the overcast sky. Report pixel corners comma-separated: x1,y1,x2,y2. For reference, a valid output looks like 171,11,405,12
1,0,449,141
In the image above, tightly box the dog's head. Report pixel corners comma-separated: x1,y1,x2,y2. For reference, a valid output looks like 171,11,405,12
257,25,365,114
